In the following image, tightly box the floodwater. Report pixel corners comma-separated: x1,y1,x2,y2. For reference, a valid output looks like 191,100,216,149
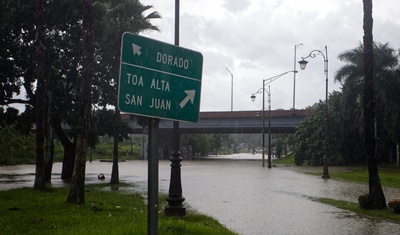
2,153,400,234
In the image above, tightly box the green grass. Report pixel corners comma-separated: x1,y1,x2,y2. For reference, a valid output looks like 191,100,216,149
91,144,142,161
0,185,237,235
273,154,295,165
291,165,400,223
313,197,400,223
301,166,400,189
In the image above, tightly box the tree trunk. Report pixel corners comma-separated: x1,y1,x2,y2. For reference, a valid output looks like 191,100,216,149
44,90,54,183
66,0,94,204
61,142,75,180
397,144,399,168
54,121,76,181
34,0,46,191
110,108,120,184
362,0,386,209
110,38,123,185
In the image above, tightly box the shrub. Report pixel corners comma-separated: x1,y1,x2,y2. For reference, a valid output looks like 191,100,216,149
358,194,374,210
388,200,400,213
0,125,35,165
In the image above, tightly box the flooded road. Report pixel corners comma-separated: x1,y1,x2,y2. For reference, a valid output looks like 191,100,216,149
2,154,400,234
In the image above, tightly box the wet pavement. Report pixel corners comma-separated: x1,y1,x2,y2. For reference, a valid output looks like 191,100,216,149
2,153,400,234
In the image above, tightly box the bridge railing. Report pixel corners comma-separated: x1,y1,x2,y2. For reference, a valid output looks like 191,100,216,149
122,110,312,134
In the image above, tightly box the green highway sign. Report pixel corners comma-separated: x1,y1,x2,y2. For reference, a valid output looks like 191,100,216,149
118,33,203,122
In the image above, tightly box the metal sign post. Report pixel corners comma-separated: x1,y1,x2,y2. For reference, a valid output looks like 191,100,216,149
118,32,203,235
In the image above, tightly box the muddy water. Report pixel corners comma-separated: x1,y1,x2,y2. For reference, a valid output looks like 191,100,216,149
1,155,400,235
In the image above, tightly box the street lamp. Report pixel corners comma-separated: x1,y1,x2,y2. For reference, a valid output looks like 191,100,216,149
165,0,186,218
226,68,234,112
293,43,303,110
298,45,330,179
251,70,297,168
251,85,271,168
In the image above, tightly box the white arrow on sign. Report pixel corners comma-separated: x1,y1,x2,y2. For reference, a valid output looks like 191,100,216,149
132,43,141,55
179,90,196,108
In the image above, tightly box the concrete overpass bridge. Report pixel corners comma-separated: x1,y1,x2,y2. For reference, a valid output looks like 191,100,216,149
123,109,312,135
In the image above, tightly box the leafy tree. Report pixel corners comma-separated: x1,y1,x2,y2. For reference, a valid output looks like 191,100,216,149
0,0,38,157
47,0,84,181
294,103,324,165
181,134,212,157
213,134,237,154
380,63,400,166
230,133,265,153
0,125,35,165
0,0,86,181
33,0,46,191
0,1,36,108
91,108,133,145
1,1,159,184
0,107,33,135
294,92,353,166
66,0,95,204
93,0,160,184
327,91,351,165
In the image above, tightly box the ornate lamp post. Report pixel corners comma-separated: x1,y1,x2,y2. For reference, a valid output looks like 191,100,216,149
226,68,234,112
165,0,186,217
293,43,303,110
298,45,330,179
251,71,297,168
251,85,271,168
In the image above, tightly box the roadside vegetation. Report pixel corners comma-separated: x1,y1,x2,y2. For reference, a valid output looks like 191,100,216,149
275,154,400,189
313,197,400,223
273,154,295,165
291,165,400,189
0,184,237,235
274,155,400,222
0,125,36,165
0,126,145,165
293,42,400,168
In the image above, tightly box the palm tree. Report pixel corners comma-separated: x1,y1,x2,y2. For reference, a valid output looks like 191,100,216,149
335,42,397,97
335,42,399,163
93,0,160,184
334,1,397,209
362,0,386,209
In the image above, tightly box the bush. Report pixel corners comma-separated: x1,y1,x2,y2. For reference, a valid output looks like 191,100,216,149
53,141,64,162
91,142,142,160
0,125,36,165
388,200,400,213
358,194,374,210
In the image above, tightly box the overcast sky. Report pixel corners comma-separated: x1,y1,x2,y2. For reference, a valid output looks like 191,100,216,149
139,0,400,112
